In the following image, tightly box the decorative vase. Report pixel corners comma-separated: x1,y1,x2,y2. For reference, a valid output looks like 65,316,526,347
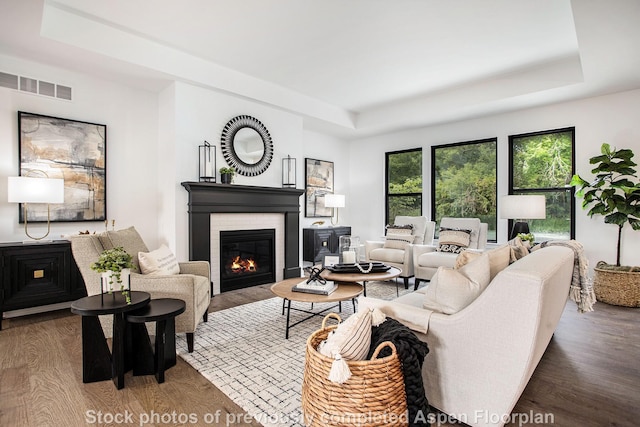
101,268,131,293
221,173,233,184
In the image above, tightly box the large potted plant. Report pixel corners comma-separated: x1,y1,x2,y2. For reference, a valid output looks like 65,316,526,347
571,143,640,307
90,246,135,304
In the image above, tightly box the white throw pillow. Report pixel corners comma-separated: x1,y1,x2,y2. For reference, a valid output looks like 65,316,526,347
455,244,511,281
138,244,180,275
423,253,491,314
318,309,372,361
383,233,414,250
437,227,472,253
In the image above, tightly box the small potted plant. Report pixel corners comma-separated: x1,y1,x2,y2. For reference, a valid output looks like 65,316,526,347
90,246,135,303
571,143,640,307
219,166,235,184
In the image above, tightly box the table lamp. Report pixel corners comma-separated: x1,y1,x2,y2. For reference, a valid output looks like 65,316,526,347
324,194,345,226
8,175,65,242
500,195,546,240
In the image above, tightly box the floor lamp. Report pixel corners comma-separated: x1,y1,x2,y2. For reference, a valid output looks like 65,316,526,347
500,195,546,240
324,194,345,226
8,175,65,242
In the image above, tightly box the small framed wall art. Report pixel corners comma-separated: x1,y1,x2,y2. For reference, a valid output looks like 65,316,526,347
305,158,334,218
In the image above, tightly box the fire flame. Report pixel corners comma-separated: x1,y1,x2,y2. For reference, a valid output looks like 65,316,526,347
230,256,258,273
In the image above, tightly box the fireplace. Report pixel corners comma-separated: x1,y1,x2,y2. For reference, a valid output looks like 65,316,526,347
220,229,275,292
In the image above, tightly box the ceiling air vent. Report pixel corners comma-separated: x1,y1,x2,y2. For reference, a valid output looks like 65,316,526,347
0,70,72,101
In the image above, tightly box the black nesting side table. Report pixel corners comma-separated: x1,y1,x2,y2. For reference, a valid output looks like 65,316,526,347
126,298,186,384
70,291,150,389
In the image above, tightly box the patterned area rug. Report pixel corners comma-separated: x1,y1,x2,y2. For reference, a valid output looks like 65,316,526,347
176,280,411,427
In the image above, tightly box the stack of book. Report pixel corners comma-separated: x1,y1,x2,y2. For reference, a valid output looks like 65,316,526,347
292,279,337,295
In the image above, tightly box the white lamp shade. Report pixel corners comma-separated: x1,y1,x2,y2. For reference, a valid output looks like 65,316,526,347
8,176,65,204
324,194,345,208
500,195,546,220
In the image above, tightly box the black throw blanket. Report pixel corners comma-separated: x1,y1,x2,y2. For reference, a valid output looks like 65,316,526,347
368,318,431,426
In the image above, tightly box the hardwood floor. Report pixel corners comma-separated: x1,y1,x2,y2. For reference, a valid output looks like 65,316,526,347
1,282,638,426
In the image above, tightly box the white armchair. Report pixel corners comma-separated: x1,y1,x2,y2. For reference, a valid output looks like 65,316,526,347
413,217,488,289
365,216,436,289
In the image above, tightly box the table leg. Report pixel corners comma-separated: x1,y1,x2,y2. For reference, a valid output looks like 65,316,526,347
363,281,368,297
285,298,292,340
80,316,112,383
112,312,126,390
155,319,166,383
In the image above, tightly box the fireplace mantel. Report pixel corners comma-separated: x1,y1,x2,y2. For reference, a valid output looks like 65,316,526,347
181,182,305,280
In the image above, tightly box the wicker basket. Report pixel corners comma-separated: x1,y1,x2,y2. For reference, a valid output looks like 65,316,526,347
594,262,640,307
301,314,408,427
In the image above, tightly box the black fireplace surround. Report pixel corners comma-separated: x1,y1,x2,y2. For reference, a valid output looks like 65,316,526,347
181,182,305,283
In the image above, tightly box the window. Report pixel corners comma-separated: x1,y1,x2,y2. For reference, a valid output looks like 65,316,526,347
432,138,497,241
509,127,575,241
385,148,422,224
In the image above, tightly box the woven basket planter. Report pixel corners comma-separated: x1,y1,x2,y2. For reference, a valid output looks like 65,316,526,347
593,261,640,307
301,315,408,427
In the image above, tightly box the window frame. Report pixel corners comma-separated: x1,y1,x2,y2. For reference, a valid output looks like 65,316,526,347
431,137,498,242
385,148,423,225
508,127,576,240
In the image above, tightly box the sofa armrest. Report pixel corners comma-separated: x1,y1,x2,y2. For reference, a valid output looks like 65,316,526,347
179,261,211,279
358,295,433,334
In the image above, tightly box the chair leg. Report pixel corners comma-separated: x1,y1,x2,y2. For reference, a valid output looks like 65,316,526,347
414,278,421,291
403,277,409,289
203,311,208,322
187,333,194,353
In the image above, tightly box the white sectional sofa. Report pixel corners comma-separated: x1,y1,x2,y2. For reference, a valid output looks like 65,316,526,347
359,245,574,427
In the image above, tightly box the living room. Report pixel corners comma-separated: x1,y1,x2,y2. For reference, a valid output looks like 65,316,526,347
1,1,639,426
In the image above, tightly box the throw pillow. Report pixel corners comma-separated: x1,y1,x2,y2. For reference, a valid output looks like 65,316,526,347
319,309,372,361
385,224,413,235
383,233,415,250
508,236,530,262
438,227,472,254
423,253,491,314
98,226,149,269
455,244,511,281
138,244,181,275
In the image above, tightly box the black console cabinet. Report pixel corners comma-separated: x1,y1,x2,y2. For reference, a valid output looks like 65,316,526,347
302,226,351,263
0,240,86,330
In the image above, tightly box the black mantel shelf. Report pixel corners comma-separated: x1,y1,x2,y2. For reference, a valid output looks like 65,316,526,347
181,182,305,282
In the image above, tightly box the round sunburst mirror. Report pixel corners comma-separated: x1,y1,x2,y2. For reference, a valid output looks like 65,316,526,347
220,115,274,177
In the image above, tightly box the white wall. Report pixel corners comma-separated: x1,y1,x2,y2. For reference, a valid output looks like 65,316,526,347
0,54,160,247
349,89,640,271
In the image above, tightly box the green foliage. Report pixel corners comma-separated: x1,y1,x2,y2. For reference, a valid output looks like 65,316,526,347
91,247,134,273
219,167,236,175
517,233,535,245
513,131,573,188
434,141,497,228
571,143,640,266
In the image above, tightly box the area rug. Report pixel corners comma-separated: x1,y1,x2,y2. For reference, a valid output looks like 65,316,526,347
176,280,411,427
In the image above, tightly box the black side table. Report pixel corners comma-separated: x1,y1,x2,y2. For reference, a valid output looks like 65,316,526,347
71,291,150,389
126,298,186,384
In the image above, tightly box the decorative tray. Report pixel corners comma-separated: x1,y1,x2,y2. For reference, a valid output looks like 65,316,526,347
326,262,391,274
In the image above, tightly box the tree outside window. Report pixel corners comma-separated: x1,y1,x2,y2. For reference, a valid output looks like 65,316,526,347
432,139,497,241
386,148,422,224
509,127,575,241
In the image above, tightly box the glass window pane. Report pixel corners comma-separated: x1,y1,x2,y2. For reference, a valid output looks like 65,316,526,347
432,139,497,241
512,130,573,189
388,150,422,194
515,190,572,241
388,195,422,221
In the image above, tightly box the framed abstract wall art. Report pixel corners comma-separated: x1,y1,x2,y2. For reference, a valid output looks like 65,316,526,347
305,158,334,218
18,111,107,222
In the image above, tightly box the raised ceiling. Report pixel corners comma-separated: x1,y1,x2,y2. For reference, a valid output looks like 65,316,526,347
1,0,639,138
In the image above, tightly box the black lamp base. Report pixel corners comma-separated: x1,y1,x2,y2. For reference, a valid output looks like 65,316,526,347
509,221,530,240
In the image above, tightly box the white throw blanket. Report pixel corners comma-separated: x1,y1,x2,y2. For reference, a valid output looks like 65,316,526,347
533,240,596,313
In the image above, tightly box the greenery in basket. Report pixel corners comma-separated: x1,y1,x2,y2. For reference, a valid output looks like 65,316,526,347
90,246,135,303
571,143,640,268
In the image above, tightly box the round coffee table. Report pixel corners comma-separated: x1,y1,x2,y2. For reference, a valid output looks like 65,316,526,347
322,266,402,297
270,277,363,339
